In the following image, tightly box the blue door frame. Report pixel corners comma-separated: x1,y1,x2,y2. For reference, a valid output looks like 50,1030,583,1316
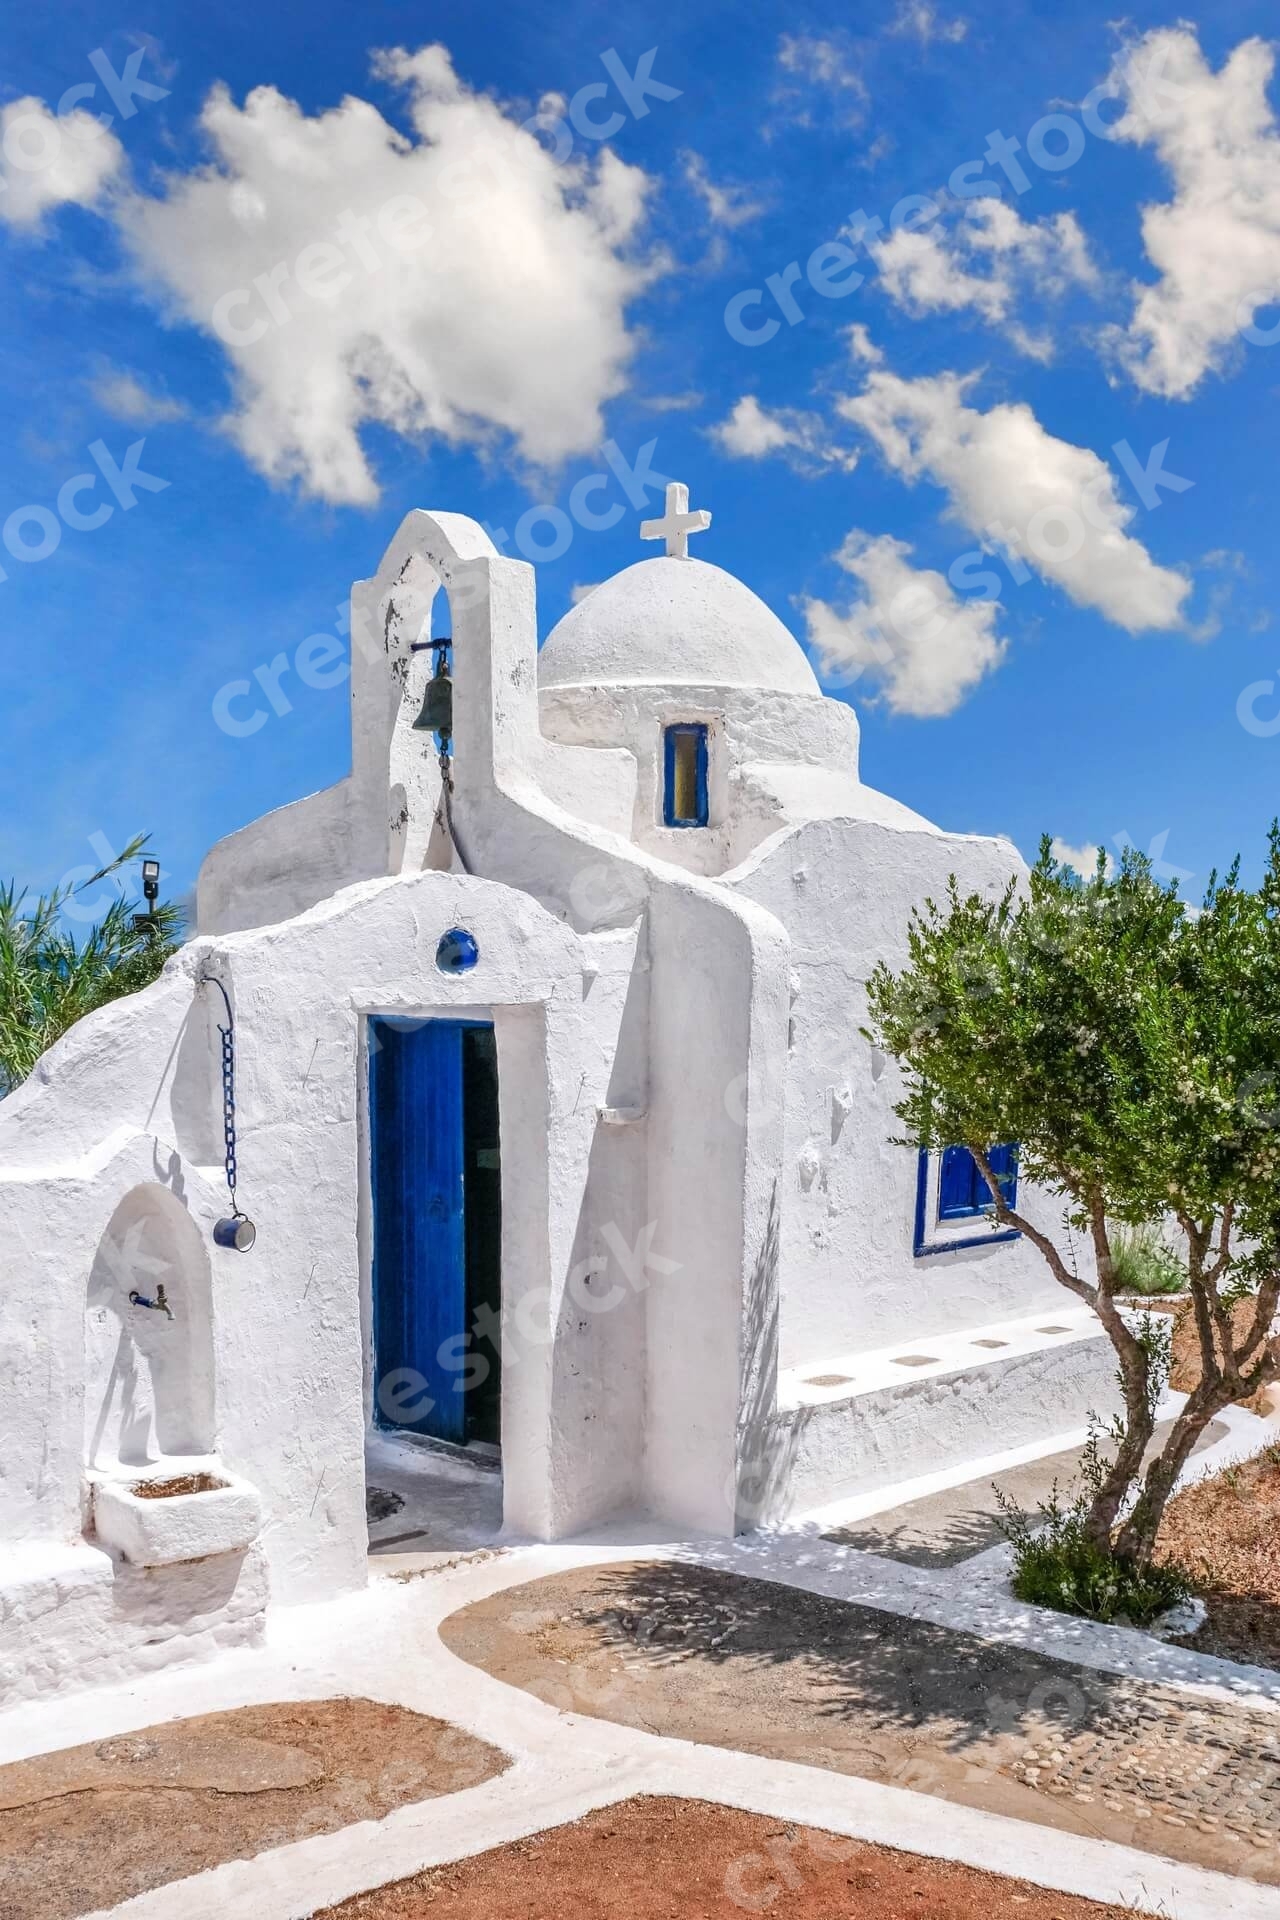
369,1016,491,1444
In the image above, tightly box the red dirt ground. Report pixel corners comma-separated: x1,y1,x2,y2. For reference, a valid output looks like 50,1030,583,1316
1165,1297,1274,1417
312,1796,1149,1919
0,1697,505,1920
1157,1440,1280,1667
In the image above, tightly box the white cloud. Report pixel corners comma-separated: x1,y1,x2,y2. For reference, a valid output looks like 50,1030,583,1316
91,366,188,426
708,394,858,474
680,150,764,228
1099,27,1280,399
112,45,655,503
801,531,1006,717
635,389,704,412
874,228,1003,323
1050,836,1104,876
0,97,124,228
1051,830,1192,885
870,198,1098,356
846,322,883,364
889,3,967,46
777,33,867,93
710,395,794,459
774,34,868,129
840,367,1190,633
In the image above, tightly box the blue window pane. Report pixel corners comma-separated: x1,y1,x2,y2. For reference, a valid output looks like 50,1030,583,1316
938,1145,978,1218
937,1142,1018,1220
663,724,709,828
986,1142,1018,1195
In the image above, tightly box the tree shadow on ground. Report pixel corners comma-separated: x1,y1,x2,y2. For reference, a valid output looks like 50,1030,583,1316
823,1418,1233,1572
575,1559,1274,1759
825,1502,1010,1568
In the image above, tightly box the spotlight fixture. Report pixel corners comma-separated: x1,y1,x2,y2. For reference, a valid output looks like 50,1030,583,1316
134,857,163,934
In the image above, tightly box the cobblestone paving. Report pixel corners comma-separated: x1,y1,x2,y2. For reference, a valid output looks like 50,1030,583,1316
1009,1692,1280,1852
441,1560,1280,1881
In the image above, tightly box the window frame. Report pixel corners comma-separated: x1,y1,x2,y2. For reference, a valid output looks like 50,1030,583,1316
662,722,710,829
913,1143,1021,1258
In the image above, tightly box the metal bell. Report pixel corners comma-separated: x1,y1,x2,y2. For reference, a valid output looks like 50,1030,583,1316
413,649,453,738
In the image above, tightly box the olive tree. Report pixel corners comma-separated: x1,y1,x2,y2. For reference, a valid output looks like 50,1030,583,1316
865,832,1280,1571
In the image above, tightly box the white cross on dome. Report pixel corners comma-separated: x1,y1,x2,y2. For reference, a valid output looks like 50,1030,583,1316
640,481,712,559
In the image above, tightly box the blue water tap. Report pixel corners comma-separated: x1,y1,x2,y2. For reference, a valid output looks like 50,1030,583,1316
128,1285,173,1320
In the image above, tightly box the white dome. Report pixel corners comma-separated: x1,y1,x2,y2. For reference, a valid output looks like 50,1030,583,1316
538,557,821,698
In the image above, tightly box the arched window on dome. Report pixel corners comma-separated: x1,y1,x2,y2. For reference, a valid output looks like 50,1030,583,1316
663,723,709,829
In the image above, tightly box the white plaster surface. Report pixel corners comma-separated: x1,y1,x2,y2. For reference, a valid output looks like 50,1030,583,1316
779,1304,1103,1406
537,556,823,696
782,1388,1280,1541
0,502,1156,1708
0,1537,268,1707
767,1328,1122,1522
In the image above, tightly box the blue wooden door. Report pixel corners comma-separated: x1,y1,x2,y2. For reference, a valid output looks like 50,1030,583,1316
369,1018,468,1442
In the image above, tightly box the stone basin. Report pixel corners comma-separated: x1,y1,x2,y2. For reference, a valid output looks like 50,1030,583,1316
92,1465,263,1568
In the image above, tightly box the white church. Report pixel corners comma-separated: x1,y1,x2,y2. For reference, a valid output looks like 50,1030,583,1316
0,487,1113,1703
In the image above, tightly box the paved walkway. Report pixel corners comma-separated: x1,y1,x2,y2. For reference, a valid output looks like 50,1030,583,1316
441,1558,1280,1881
826,1418,1228,1568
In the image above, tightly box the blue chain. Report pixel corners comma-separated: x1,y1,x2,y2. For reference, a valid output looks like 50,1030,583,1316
203,975,241,1213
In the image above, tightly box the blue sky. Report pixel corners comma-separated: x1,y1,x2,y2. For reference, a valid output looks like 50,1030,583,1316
2,0,1278,912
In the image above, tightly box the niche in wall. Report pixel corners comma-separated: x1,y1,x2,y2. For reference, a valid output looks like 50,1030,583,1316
85,1183,216,1472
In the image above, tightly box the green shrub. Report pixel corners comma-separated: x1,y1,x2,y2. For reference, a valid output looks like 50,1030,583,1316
996,1435,1192,1627
1109,1223,1186,1296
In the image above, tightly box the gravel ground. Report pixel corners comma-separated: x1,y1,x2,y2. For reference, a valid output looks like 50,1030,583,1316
1157,1443,1280,1669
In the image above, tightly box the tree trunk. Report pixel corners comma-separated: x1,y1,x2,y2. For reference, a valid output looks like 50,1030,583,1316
1113,1386,1225,1569
1081,1196,1154,1547
1081,1352,1155,1547
1115,1266,1279,1569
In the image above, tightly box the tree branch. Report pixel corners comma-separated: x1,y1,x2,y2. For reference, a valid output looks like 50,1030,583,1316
1205,1201,1234,1287
969,1146,1098,1308
1236,1269,1280,1376
1177,1212,1221,1388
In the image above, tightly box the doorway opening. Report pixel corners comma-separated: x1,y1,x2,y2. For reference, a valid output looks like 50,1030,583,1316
369,1017,502,1452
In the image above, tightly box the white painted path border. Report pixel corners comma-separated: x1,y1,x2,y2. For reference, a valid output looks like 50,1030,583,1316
1,1541,1276,1920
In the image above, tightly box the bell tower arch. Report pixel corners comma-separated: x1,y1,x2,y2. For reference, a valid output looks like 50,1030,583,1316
347,511,499,879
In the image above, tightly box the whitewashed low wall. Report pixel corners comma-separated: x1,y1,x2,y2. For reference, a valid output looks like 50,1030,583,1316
0,1540,268,1707
762,1330,1123,1523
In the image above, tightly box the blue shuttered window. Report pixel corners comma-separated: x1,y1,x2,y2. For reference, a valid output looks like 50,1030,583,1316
663,723,709,828
937,1142,1018,1219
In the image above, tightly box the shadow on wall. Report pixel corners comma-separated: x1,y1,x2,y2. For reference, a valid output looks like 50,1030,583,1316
389,574,455,877
85,1182,215,1472
168,990,226,1169
736,1182,813,1531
